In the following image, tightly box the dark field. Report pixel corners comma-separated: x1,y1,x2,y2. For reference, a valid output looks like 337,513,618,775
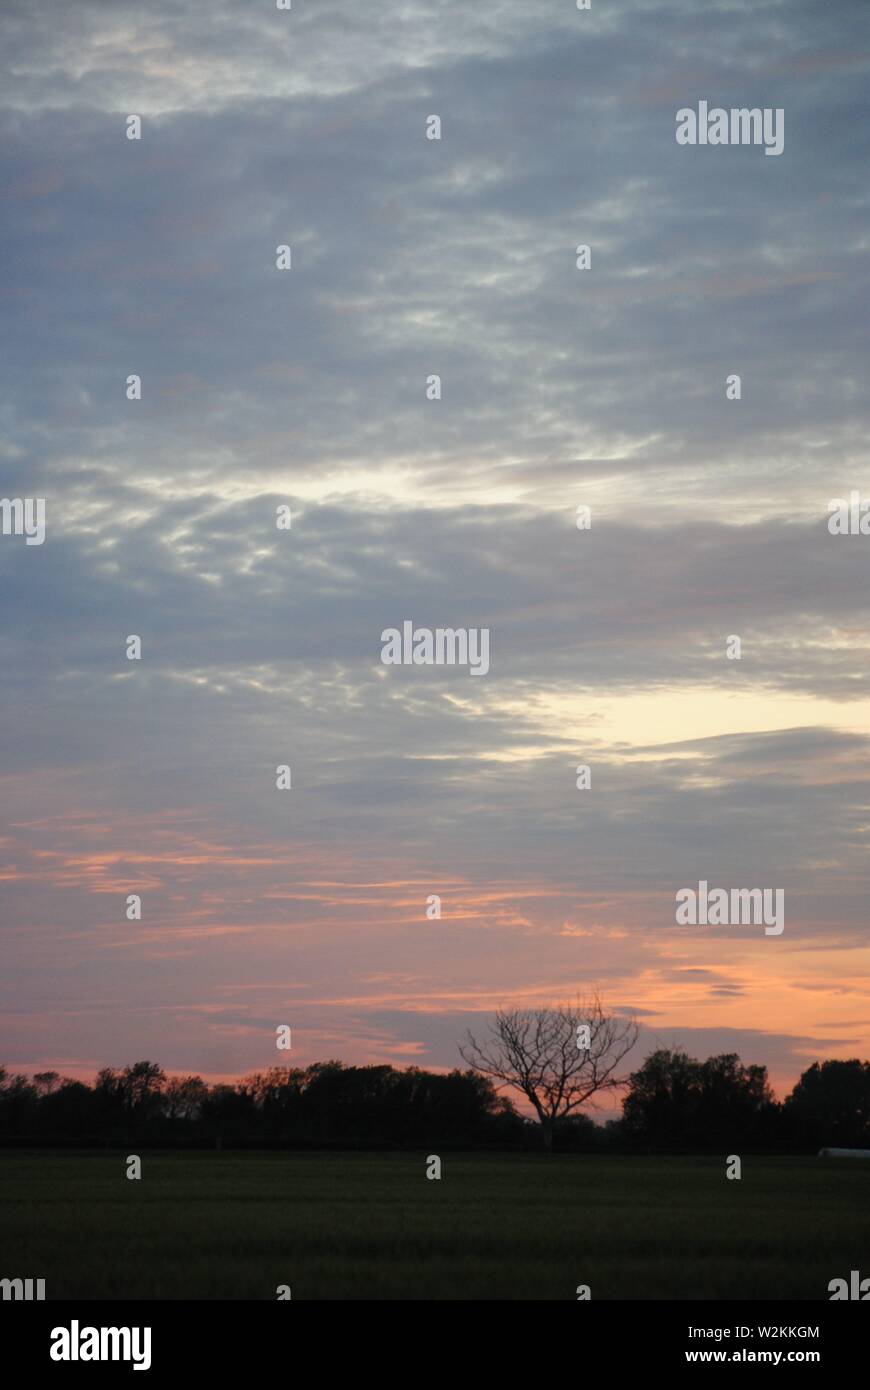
2,1151,868,1300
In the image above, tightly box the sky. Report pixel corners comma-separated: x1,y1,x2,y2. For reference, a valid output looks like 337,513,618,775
1,0,869,1110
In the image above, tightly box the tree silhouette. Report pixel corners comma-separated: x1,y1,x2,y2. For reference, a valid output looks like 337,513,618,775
460,993,638,1149
785,1059,870,1149
5,1049,870,1152
162,1075,209,1124
621,1048,776,1149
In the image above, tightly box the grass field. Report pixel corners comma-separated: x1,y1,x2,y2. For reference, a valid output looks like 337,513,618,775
1,1151,867,1300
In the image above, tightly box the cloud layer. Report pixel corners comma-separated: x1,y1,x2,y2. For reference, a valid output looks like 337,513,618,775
1,0,869,1104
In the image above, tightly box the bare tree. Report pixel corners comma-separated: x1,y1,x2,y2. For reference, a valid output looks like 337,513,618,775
460,993,638,1149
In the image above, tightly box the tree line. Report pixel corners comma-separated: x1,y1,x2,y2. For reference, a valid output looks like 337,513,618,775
2,1050,869,1152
